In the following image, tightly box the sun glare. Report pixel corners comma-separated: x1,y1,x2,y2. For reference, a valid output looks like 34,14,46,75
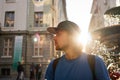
74,30,92,52
80,31,91,45
66,0,93,52
79,31,92,52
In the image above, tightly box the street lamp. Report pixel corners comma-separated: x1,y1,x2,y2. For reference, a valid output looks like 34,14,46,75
33,37,38,42
33,33,40,42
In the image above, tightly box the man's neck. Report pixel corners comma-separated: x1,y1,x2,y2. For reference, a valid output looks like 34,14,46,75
64,47,82,60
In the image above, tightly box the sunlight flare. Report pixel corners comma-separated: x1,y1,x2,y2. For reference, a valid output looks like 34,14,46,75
74,31,92,52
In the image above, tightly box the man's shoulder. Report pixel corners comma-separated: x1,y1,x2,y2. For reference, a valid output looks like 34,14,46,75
86,53,103,60
53,55,65,61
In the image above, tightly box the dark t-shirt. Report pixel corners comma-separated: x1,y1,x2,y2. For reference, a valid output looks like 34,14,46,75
17,64,24,73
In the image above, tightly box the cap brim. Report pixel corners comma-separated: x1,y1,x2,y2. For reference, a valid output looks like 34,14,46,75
47,27,57,34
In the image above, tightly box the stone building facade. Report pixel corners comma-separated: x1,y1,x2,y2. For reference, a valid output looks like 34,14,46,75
89,0,117,32
89,0,120,67
0,0,67,78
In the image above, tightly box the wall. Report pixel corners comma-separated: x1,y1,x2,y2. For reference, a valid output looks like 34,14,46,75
0,0,27,31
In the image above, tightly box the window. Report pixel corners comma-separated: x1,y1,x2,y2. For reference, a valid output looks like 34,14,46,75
34,12,43,27
1,68,10,76
2,38,13,57
6,0,16,3
4,11,15,27
33,35,44,57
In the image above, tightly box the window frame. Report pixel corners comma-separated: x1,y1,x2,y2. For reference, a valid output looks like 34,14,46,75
4,11,15,27
34,12,43,27
32,35,44,57
1,38,13,58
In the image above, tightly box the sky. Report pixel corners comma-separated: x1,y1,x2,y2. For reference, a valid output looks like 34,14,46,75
66,0,93,32
66,0,93,51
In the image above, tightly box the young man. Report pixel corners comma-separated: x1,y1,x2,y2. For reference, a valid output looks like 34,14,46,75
45,20,110,80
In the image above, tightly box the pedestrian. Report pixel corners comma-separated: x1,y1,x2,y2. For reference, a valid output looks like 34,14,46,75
30,63,36,80
16,61,24,80
38,64,42,80
36,64,42,80
45,20,110,80
108,67,120,80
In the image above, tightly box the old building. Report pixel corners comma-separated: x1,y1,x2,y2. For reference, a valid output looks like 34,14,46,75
0,0,67,78
89,0,117,32
89,0,120,67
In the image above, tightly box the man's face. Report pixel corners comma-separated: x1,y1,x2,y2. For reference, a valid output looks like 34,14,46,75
53,30,69,50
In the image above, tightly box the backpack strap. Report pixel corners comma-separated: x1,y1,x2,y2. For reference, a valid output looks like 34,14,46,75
52,57,61,79
87,54,96,80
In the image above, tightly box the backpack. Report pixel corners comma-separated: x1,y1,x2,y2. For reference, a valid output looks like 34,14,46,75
52,54,96,80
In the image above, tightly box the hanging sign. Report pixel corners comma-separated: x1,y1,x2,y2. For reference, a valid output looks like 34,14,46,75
12,36,23,70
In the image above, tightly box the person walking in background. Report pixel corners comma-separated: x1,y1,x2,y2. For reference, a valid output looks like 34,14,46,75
108,66,120,80
16,61,24,80
36,64,42,80
45,20,110,80
38,64,42,80
30,63,36,80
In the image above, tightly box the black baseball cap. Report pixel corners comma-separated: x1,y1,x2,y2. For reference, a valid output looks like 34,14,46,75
47,20,81,34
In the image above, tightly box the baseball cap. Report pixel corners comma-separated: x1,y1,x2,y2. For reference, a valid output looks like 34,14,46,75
47,20,81,34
